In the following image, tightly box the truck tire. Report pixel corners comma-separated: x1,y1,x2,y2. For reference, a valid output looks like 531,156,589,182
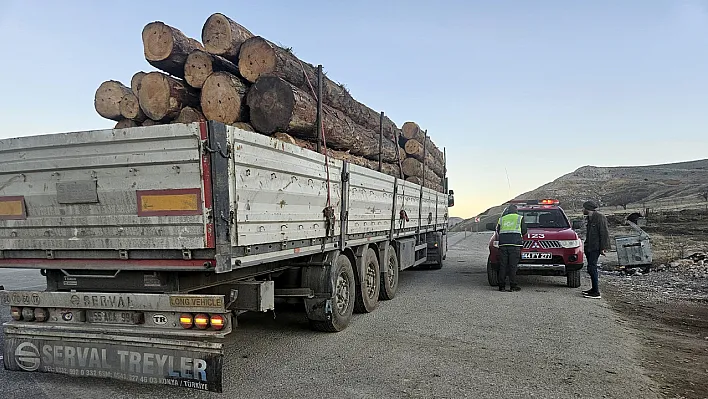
428,248,443,270
567,270,581,288
379,246,399,300
487,258,499,287
354,247,380,313
309,254,356,332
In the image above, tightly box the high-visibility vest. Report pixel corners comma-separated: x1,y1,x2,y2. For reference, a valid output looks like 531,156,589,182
498,213,523,234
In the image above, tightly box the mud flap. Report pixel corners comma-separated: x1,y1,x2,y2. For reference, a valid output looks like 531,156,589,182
3,325,224,393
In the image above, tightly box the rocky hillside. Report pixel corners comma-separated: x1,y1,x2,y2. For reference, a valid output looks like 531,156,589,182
451,159,708,232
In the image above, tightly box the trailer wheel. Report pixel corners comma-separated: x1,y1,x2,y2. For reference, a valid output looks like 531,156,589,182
379,246,399,300
354,247,380,313
487,258,499,286
308,254,356,332
566,270,581,288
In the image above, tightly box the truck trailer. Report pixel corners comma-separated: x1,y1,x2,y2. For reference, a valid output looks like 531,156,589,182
0,121,453,392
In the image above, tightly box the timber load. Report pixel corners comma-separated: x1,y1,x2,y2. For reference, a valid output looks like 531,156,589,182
91,14,447,192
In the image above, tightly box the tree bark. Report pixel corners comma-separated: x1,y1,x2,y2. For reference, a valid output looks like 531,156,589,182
403,139,444,177
94,81,132,121
247,76,400,162
114,119,138,129
402,157,443,183
401,121,444,164
142,21,204,79
238,36,401,135
272,133,401,177
405,176,444,193
138,72,199,122
141,119,162,126
184,50,240,89
130,72,147,96
172,106,205,124
119,92,147,122
200,72,249,124
201,13,254,61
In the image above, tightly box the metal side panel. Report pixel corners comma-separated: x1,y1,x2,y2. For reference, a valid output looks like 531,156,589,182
436,192,448,226
0,124,208,251
421,187,438,229
346,164,395,236
230,127,342,246
395,180,421,231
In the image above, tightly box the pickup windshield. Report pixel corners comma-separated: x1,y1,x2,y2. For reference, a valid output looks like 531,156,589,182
519,209,569,229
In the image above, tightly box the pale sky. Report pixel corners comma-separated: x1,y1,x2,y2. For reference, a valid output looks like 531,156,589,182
1,0,707,218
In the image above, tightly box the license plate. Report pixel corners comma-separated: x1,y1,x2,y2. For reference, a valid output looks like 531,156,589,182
87,310,142,325
522,252,552,260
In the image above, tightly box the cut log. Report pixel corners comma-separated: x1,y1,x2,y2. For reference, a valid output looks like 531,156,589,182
142,21,204,78
172,106,204,124
401,121,444,164
130,72,147,96
138,72,199,122
141,119,162,126
238,36,400,135
247,76,400,162
403,139,444,177
402,157,443,183
272,133,401,177
184,50,240,89
202,13,254,61
119,92,147,122
94,81,132,121
405,176,444,193
232,122,255,132
200,72,249,124
114,119,138,129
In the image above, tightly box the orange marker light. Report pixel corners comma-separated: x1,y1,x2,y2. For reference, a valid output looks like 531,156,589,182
210,314,225,331
194,313,210,329
179,313,194,329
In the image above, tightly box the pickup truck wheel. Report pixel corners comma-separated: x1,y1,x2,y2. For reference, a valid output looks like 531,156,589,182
487,258,499,286
567,269,581,288
309,254,356,332
379,246,399,300
354,247,380,313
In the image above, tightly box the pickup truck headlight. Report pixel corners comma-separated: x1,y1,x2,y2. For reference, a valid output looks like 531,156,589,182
559,239,582,248
492,241,499,248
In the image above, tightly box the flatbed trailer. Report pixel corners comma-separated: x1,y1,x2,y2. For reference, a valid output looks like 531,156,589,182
0,121,453,392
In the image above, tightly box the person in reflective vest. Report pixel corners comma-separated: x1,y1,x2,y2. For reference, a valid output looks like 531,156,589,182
496,204,527,291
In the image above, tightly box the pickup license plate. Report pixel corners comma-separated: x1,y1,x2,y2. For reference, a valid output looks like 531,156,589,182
522,252,552,260
87,310,142,325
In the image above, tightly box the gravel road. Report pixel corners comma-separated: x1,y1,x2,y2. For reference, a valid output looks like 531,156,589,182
0,232,659,398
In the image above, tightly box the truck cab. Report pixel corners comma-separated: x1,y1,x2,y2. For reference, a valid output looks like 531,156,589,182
485,199,584,288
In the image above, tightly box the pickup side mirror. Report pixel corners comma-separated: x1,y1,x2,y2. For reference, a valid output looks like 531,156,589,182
485,222,497,231
572,220,583,230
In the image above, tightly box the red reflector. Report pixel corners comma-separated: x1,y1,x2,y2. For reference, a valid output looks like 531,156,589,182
10,307,22,321
210,314,225,331
179,313,194,329
194,313,209,329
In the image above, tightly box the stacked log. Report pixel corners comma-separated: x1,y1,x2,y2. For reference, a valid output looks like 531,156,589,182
92,15,445,191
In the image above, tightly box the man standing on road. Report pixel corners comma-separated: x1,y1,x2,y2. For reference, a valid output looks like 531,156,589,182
496,205,527,292
582,201,611,299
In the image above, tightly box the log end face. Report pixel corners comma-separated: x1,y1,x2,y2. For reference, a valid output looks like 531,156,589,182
238,37,276,83
202,13,234,56
137,72,171,121
246,77,295,134
173,106,205,124
185,50,213,89
119,93,142,120
401,121,421,139
115,119,138,129
142,21,175,62
201,72,247,125
130,71,147,96
95,81,130,121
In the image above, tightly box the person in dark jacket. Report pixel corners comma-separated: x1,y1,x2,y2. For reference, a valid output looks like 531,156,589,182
496,204,528,292
582,200,611,298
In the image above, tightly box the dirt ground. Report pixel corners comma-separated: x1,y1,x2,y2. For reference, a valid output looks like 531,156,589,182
601,208,708,399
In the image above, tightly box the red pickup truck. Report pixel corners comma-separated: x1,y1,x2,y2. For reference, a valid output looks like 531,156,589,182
486,199,584,288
